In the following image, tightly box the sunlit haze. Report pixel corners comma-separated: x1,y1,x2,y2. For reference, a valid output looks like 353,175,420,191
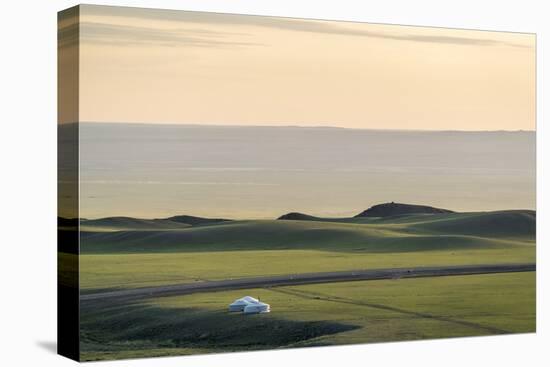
62,5,536,131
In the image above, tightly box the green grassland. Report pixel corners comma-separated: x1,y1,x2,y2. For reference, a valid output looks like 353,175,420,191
80,272,536,361
71,209,536,360
77,211,535,292
78,247,535,292
81,210,535,254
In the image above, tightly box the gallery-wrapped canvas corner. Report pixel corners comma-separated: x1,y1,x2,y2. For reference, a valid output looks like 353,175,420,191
58,4,536,362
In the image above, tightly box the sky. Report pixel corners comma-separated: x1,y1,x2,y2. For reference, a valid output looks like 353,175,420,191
62,5,535,130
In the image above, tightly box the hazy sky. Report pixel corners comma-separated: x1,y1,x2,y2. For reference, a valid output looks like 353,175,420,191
70,5,535,130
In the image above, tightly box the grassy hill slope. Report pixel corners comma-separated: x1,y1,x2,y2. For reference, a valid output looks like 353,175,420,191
80,215,231,232
409,210,535,238
355,202,454,217
79,210,535,254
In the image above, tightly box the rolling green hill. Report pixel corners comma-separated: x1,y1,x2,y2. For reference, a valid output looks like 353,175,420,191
80,217,191,232
73,204,536,360
355,202,454,217
71,206,536,292
277,202,456,223
80,215,231,232
79,210,535,254
409,210,536,238
165,215,231,226
277,212,323,221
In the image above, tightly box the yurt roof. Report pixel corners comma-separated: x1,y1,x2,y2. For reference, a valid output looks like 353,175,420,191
230,296,259,306
241,296,259,303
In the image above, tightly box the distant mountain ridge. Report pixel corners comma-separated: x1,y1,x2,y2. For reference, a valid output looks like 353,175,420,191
354,202,454,218
277,212,322,221
77,215,232,231
79,209,536,254
165,215,231,226
63,203,534,232
55,203,536,255
277,202,455,221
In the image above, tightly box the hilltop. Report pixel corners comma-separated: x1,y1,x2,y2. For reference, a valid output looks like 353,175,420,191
354,202,454,218
78,215,231,231
165,215,231,226
277,212,322,221
277,202,455,222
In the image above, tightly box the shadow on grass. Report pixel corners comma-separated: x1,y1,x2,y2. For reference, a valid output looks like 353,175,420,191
78,210,535,255
80,231,524,255
80,301,359,359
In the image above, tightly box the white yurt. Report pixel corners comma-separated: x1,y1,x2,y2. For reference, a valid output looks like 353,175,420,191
228,296,259,312
243,301,270,314
241,296,259,303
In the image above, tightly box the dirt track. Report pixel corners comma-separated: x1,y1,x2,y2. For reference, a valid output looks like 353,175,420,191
80,263,535,303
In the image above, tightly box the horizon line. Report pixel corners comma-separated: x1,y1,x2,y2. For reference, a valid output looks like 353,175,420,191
65,121,535,133
63,207,536,222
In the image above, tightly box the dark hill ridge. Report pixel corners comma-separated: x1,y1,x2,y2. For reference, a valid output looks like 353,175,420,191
277,212,322,221
355,202,454,218
80,210,536,254
79,215,232,230
277,203,455,221
412,210,535,237
165,215,231,226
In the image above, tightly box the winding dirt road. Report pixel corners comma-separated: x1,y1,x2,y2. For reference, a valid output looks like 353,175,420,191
80,263,535,303
80,264,536,302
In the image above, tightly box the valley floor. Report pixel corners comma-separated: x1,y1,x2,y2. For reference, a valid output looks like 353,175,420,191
65,210,536,360
80,272,536,361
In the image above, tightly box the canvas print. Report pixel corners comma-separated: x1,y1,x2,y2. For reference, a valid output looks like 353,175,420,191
58,4,536,362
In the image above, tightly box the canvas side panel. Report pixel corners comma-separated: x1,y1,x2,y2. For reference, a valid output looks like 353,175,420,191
57,5,80,361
